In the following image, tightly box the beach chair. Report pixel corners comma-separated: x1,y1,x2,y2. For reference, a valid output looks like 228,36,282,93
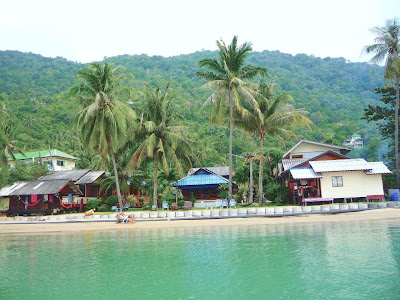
222,199,229,208
182,201,193,209
111,206,122,213
229,199,236,208
162,201,169,210
214,199,222,209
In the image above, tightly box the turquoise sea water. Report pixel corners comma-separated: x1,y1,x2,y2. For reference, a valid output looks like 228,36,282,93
0,220,399,299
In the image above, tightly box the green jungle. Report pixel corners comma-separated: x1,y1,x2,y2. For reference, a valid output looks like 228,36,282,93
0,42,393,206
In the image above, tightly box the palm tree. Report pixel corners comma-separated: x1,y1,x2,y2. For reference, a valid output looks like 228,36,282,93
129,84,192,207
0,103,23,167
70,62,131,107
235,80,311,206
364,18,400,188
72,62,137,209
0,119,24,167
197,36,268,203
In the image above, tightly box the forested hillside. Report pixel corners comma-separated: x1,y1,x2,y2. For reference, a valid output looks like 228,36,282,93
0,50,384,166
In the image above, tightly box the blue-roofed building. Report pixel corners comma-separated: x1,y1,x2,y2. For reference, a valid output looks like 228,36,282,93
172,168,237,201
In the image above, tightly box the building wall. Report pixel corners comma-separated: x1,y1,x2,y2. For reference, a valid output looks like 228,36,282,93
290,143,341,159
8,157,76,171
320,171,384,199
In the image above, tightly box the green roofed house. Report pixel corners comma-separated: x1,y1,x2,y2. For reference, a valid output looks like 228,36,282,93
8,149,79,171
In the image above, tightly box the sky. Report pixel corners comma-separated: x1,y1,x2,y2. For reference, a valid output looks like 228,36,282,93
0,0,398,64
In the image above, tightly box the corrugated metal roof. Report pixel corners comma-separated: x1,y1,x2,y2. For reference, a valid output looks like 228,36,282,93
0,180,82,196
365,162,391,175
0,182,26,197
290,167,322,179
282,139,352,159
75,171,105,184
310,159,371,172
172,174,228,187
9,149,79,161
39,169,91,182
281,159,308,171
188,166,229,176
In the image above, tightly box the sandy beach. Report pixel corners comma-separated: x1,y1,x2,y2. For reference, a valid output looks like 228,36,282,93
0,208,399,234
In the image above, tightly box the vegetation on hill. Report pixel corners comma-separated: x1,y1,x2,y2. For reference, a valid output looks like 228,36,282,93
0,47,387,200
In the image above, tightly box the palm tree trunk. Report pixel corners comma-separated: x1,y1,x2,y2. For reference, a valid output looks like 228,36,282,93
258,136,264,206
108,142,124,210
249,156,253,204
228,87,233,206
396,75,399,189
153,151,159,207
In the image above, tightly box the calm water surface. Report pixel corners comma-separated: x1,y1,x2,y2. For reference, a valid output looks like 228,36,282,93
0,219,399,299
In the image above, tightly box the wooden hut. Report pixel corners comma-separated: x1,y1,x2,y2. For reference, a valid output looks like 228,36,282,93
172,168,237,201
0,180,82,216
38,169,106,211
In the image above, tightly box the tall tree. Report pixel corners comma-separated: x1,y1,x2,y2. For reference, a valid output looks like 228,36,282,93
364,18,400,188
197,36,268,203
129,84,192,207
0,104,23,167
72,62,137,209
235,80,311,206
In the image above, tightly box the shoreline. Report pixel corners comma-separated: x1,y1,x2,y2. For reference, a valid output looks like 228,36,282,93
1,208,399,234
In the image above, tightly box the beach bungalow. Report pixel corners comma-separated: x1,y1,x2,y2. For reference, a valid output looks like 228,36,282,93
188,166,231,179
172,168,237,202
8,149,79,171
279,140,391,204
39,169,106,210
0,180,82,216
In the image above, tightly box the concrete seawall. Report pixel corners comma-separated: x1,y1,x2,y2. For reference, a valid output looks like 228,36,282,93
1,202,399,224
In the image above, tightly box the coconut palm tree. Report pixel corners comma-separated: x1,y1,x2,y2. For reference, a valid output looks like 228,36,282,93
0,119,24,167
70,61,131,107
364,18,400,188
0,103,23,167
129,84,192,207
72,62,137,209
197,36,268,203
235,80,311,206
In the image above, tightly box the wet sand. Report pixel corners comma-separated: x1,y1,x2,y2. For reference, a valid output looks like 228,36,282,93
1,208,399,234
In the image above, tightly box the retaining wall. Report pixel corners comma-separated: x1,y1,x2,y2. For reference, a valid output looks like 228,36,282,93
1,202,398,223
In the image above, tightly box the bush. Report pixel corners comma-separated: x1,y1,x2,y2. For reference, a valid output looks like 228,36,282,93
219,183,229,199
86,199,102,210
97,204,109,212
177,191,183,201
142,200,152,210
105,195,119,208
190,192,196,204
125,195,137,207
178,200,185,208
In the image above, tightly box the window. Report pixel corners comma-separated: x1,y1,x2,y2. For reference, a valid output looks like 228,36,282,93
57,160,65,167
291,154,303,159
332,176,343,187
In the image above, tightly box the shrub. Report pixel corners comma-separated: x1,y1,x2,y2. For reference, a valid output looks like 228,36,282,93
164,189,176,207
105,195,119,208
97,204,109,212
190,192,196,204
219,183,229,199
86,199,102,210
125,195,137,207
177,191,183,201
178,200,185,208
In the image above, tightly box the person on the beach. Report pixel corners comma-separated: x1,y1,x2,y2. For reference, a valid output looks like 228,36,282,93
127,214,135,223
